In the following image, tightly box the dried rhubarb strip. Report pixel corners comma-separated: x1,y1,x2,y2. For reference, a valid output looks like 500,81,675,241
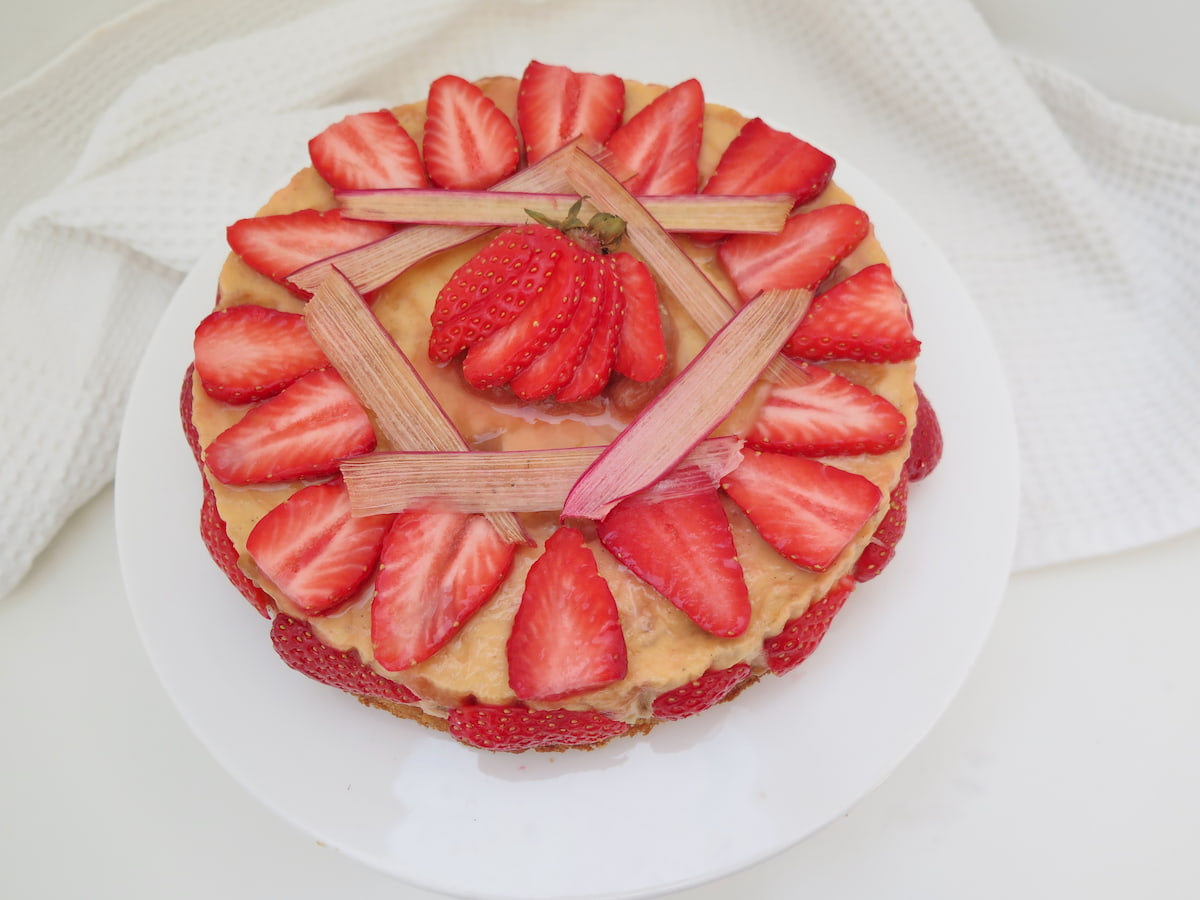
563,287,813,521
305,268,527,544
341,436,744,515
290,141,617,296
335,188,791,234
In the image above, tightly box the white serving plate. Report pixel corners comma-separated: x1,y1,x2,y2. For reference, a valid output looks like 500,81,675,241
115,155,1018,900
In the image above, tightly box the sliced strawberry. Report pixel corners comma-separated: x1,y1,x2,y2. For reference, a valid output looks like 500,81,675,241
428,224,547,362
611,251,666,383
509,254,604,400
905,384,943,481
181,363,202,466
784,263,920,363
597,477,750,637
422,74,520,190
721,448,882,572
854,475,909,582
227,208,392,295
507,527,627,702
763,576,856,674
371,508,516,671
718,204,869,301
308,108,428,191
204,367,376,486
199,476,273,618
517,60,625,164
245,478,392,615
193,304,328,404
270,613,418,704
460,239,588,389
605,78,704,195
554,254,625,402
652,662,753,721
448,705,629,752
694,117,837,242
703,117,835,206
745,363,907,457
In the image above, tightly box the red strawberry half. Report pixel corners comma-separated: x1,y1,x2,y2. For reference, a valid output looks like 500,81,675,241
745,363,907,457
448,705,629,752
784,263,921,363
605,78,704,195
308,108,428,191
193,304,328,404
703,117,835,207
204,367,376,486
271,613,418,704
763,576,856,675
227,208,392,295
518,60,625,164
199,476,273,618
611,251,666,383
598,477,750,637
507,527,627,702
245,478,392,616
371,508,517,671
652,663,753,721
905,384,943,481
422,74,520,190
853,474,909,582
721,448,882,572
719,203,869,300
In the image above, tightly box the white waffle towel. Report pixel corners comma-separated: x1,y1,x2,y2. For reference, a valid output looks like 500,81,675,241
2,0,1198,596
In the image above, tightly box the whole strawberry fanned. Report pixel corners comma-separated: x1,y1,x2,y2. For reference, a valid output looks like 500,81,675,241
429,200,666,401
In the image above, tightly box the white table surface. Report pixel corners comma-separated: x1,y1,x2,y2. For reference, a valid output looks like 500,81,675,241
3,2,1199,898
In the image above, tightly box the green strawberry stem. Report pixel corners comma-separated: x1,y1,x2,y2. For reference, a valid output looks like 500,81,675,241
524,194,627,255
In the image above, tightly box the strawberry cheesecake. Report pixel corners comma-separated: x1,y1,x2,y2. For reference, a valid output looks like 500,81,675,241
181,61,942,752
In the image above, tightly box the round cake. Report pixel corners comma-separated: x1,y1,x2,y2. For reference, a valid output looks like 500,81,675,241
182,60,942,752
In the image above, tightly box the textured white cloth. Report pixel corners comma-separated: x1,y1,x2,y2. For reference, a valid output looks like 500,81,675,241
2,0,1198,596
